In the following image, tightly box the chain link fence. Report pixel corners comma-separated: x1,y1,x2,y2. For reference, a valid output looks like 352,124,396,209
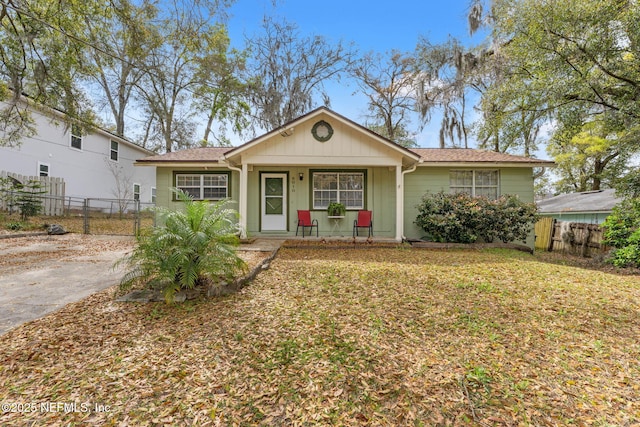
1,190,155,236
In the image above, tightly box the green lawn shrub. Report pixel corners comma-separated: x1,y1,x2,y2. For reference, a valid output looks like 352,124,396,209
415,191,538,244
602,197,640,268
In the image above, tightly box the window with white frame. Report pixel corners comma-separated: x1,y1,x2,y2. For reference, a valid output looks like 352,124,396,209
312,171,364,210
175,173,229,200
110,140,119,161
151,187,156,204
38,162,50,177
133,183,141,201
70,124,82,150
450,170,499,199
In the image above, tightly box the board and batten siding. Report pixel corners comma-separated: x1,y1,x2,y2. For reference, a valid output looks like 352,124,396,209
245,166,396,237
156,165,397,238
402,166,535,242
238,114,406,167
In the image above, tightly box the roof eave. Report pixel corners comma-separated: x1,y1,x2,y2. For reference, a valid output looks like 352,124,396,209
539,210,613,214
418,161,555,168
135,160,224,167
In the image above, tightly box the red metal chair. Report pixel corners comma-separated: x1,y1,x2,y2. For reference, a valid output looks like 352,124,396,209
353,210,373,238
296,210,318,237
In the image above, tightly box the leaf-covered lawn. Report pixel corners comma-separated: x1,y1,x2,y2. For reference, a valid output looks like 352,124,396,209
1,247,639,425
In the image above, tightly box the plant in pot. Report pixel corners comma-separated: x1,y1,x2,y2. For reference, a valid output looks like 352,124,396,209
327,202,346,217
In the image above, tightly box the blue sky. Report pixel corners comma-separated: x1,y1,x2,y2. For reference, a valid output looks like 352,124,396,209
226,0,488,148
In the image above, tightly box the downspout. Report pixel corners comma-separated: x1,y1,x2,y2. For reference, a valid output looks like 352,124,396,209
221,160,247,239
400,160,421,242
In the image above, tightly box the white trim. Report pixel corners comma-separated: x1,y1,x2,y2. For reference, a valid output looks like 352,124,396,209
395,165,403,241
419,162,552,168
240,164,248,238
70,124,83,151
37,161,50,177
223,162,248,239
175,173,229,200
110,140,119,162
311,171,365,210
450,170,500,198
135,162,225,168
261,173,287,231
398,163,419,240
133,183,141,201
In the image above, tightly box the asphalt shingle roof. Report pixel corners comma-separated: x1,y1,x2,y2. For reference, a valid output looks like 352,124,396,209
537,189,620,213
138,146,553,165
413,148,552,164
137,147,230,163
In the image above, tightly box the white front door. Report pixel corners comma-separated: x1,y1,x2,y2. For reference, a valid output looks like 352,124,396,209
261,173,287,231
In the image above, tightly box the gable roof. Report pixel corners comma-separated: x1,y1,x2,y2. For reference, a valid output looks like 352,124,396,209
537,189,621,214
136,108,554,168
222,107,421,165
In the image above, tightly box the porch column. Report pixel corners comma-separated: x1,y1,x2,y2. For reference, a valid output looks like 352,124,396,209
395,165,403,241
239,163,248,239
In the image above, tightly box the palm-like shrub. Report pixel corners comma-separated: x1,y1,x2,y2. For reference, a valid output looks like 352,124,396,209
118,189,247,302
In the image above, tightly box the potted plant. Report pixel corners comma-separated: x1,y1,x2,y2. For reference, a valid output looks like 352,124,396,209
327,202,346,217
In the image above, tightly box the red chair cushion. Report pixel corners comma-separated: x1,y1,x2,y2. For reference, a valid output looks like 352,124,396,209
356,210,372,226
297,210,313,226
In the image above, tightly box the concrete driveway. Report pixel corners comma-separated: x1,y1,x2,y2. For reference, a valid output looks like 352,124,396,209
0,234,135,335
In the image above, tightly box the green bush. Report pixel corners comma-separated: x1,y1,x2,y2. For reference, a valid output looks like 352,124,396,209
14,179,46,221
6,221,23,231
602,198,640,267
118,189,247,302
415,191,538,244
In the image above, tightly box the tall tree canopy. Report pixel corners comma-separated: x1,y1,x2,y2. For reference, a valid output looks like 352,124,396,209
467,0,640,191
85,0,160,137
245,17,354,132
0,0,240,151
415,37,475,149
0,0,102,146
350,50,418,148
547,110,634,192
481,0,640,122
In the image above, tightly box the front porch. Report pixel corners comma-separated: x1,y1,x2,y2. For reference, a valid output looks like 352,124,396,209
240,236,403,252
238,165,406,240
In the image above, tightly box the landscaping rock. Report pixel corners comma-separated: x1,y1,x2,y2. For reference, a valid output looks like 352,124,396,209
173,292,187,303
47,224,67,235
116,289,163,303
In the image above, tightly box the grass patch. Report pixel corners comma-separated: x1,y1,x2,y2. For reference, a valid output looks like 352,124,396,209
0,248,639,425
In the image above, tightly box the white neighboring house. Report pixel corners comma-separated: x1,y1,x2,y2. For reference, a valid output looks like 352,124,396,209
0,98,156,202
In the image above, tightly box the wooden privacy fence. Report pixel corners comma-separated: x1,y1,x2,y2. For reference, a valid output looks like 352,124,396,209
535,218,608,257
0,171,65,216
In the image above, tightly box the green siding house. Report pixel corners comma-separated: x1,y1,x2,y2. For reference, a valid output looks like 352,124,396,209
137,107,553,247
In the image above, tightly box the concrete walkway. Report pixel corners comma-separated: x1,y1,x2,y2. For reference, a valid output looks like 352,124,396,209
0,235,134,336
0,235,286,336
241,238,286,252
